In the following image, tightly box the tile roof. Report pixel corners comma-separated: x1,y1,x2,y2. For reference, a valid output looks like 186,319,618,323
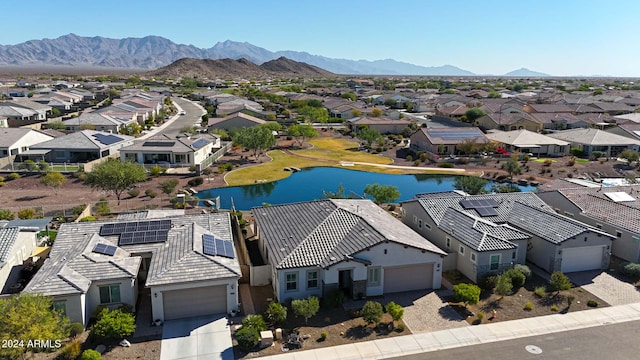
485,129,569,146
252,199,445,270
0,227,20,267
23,213,240,296
120,133,217,153
31,130,134,151
547,128,640,146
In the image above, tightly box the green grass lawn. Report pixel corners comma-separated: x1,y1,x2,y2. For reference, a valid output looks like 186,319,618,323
292,138,394,165
533,158,557,163
575,158,590,163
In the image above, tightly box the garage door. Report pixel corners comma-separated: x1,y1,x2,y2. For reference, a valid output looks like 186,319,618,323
561,246,604,273
383,264,433,293
163,285,227,320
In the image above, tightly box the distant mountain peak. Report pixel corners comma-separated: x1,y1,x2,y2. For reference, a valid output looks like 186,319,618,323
504,67,550,77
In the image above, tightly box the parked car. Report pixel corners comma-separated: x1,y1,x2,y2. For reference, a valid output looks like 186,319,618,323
179,110,186,115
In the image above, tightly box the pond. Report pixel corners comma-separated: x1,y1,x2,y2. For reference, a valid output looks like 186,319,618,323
197,167,536,210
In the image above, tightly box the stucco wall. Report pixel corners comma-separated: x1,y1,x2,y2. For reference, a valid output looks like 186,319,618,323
86,278,137,317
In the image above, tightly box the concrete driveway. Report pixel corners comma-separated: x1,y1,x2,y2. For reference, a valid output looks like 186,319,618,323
569,270,640,306
160,314,233,360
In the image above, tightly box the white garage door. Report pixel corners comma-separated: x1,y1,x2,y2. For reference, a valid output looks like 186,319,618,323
163,285,227,320
561,246,604,273
383,264,433,293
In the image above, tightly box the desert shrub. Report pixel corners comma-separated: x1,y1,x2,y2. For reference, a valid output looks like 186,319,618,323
90,308,136,340
385,301,404,323
145,189,158,198
127,188,140,197
522,155,530,162
324,289,346,308
513,264,532,278
58,339,82,360
567,157,576,166
590,151,603,161
476,311,484,322
396,324,405,332
0,209,14,220
69,322,85,338
159,179,179,195
202,167,212,176
0,182,5,187
94,198,110,216
587,300,598,307
0,176,4,182
79,216,97,222
550,305,559,311
361,301,383,326
235,326,259,351
7,172,20,180
187,177,204,187
534,286,547,298
17,208,36,219
149,165,166,177
504,268,526,288
264,302,287,326
72,204,86,216
452,283,481,306
80,349,102,360
419,153,428,162
567,295,575,307
406,155,413,162
548,272,572,292
478,273,499,290
291,296,320,325
570,148,585,157
494,275,513,296
457,157,469,164
523,301,534,311
437,162,455,168
320,331,328,341
622,262,640,279
414,159,421,166
241,314,266,332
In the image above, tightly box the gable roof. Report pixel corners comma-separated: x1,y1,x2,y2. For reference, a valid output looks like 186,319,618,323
348,116,412,126
547,128,640,146
416,127,487,145
120,133,217,153
62,113,131,127
207,112,265,127
253,199,445,270
486,129,569,147
31,130,134,150
0,227,20,268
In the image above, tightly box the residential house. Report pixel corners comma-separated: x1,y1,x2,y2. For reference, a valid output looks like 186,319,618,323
485,129,570,157
591,101,634,115
216,99,263,116
476,112,542,132
5,98,52,121
23,213,241,326
252,199,446,301
0,128,54,157
530,112,591,130
537,183,640,263
0,224,42,294
120,133,221,167
401,192,614,279
409,127,487,156
605,122,640,142
347,116,412,134
207,112,265,131
62,113,135,133
547,128,640,156
614,113,640,124
523,104,574,114
0,103,39,127
0,116,7,128
26,130,134,163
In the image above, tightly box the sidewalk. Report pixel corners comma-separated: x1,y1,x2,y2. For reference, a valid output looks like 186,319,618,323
260,302,640,360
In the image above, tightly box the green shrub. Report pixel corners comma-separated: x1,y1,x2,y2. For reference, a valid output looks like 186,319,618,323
320,331,328,341
478,273,499,290
149,165,166,177
187,177,204,187
548,272,572,292
622,262,640,279
7,172,20,180
0,209,14,220
476,311,484,322
325,289,346,308
69,322,85,338
437,162,455,168
79,216,97,222
414,159,421,166
534,286,547,298
241,314,266,332
90,308,136,340
523,301,534,311
587,300,598,307
0,176,4,182
504,268,526,288
59,339,82,360
0,182,5,187
17,208,36,219
80,349,102,360
494,274,513,296
396,324,405,332
570,148,585,157
145,189,158,198
235,326,259,351
452,283,481,306
264,302,287,326
72,204,87,216
385,301,404,323
127,188,140,197
291,296,320,325
513,264,532,278
406,155,413,162
94,199,110,216
550,305,559,311
361,301,383,326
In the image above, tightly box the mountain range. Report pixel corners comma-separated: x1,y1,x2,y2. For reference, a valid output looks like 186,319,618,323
0,34,550,77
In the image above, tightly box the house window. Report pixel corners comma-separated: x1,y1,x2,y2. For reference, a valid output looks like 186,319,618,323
446,237,451,249
512,251,516,260
99,284,121,304
459,245,465,255
368,267,381,286
307,271,318,290
470,253,476,263
52,300,66,316
490,254,501,271
616,231,622,238
285,272,297,291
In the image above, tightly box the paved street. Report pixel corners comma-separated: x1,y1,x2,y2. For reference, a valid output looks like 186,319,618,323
159,97,206,137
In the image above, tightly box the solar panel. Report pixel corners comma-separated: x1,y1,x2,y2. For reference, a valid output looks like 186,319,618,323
222,240,235,259
93,243,117,256
428,129,483,140
93,133,122,146
191,138,209,149
201,234,234,259
118,230,169,246
476,207,499,217
143,141,176,147
101,220,171,236
203,234,216,256
460,198,499,209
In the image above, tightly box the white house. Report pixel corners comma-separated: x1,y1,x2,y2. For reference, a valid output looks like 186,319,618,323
0,128,54,158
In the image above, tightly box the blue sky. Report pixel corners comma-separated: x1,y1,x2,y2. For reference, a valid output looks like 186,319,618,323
1,0,638,76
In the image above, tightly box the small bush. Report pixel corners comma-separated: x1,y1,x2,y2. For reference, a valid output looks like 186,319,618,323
241,314,266,332
385,301,404,323
149,165,166,177
437,162,455,168
395,324,405,332
478,273,499,290
513,264,532,278
320,331,328,341
127,188,140,198
69,322,85,337
534,286,547,298
325,289,346,308
570,148,585,157
567,295,575,307
494,274,513,296
361,301,383,326
187,177,204,187
264,302,287,326
145,189,158,198
587,300,598,307
622,262,640,279
0,209,15,220
202,168,212,175
548,272,572,292
523,301,534,311
476,311,484,322
0,176,4,182
7,172,20,180
94,199,110,216
91,308,136,340
413,159,421,166
80,349,102,360
406,155,413,162
79,216,97,222
59,339,82,360
457,157,469,165
550,305,559,312
235,326,259,351
504,268,526,288
17,208,36,219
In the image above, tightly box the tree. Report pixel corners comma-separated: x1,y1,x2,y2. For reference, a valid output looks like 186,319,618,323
453,176,488,195
364,183,400,204
371,108,383,117
619,149,640,167
85,159,147,205
39,171,66,194
548,272,572,294
491,183,522,193
385,301,404,325
0,294,70,359
494,275,513,296
264,302,287,326
351,109,362,118
464,108,486,122
119,122,142,136
356,126,382,146
341,92,356,101
291,296,320,325
457,139,479,155
287,123,318,147
298,106,329,123
90,308,135,339
452,283,481,307
261,122,282,132
159,179,179,195
502,159,522,180
233,126,277,161
361,301,383,326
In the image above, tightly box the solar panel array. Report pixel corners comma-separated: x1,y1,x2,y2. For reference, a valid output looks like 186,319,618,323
428,129,482,140
476,207,499,217
143,141,176,147
93,243,117,256
460,199,499,209
191,138,209,149
100,220,171,236
93,133,123,146
119,230,169,245
202,234,235,259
